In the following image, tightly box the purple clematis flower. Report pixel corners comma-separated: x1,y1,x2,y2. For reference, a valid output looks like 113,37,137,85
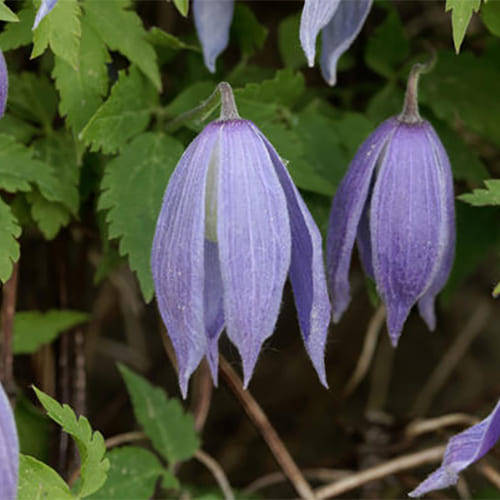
193,0,234,73
327,63,455,346
152,82,330,397
0,49,7,119
409,397,500,497
33,0,58,30
0,383,19,500
300,0,373,85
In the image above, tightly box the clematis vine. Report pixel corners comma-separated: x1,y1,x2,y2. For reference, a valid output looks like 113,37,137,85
409,397,500,497
300,0,373,85
327,62,455,346
0,383,19,500
152,82,330,397
33,0,58,29
193,0,234,73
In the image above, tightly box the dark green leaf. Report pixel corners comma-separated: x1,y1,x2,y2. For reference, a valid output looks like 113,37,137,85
118,364,200,464
278,13,306,70
0,197,20,283
147,27,199,52
0,5,35,51
14,397,49,461
231,3,268,58
482,0,500,36
98,133,184,301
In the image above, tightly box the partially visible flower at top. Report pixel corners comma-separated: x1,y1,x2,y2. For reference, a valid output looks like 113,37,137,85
152,82,331,397
409,397,500,497
193,0,234,73
327,62,455,346
33,0,58,30
0,49,8,119
0,382,19,500
300,0,373,86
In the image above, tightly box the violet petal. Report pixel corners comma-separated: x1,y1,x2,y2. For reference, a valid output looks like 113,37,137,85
152,123,220,398
0,50,8,120
320,0,373,86
370,122,449,346
356,194,375,279
327,118,396,323
216,120,291,388
299,0,340,67
257,126,331,387
409,397,500,497
417,123,456,330
33,0,58,29
193,0,234,73
0,383,18,500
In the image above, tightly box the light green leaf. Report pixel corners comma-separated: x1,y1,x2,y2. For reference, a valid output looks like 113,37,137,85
231,3,268,58
0,5,35,51
365,7,409,78
0,134,75,211
87,446,178,500
13,310,89,354
18,454,74,500
173,0,189,17
458,179,500,206
80,67,157,154
420,50,500,148
53,16,110,133
445,0,481,52
278,13,306,70
84,0,161,90
0,1,19,22
493,280,500,298
98,133,183,301
0,197,20,283
32,0,82,69
481,0,500,36
147,27,199,52
118,364,200,464
33,387,110,498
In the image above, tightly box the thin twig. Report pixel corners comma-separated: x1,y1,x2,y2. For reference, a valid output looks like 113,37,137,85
405,413,479,440
411,303,491,417
191,359,213,433
219,356,316,500
194,449,235,500
105,431,146,449
344,305,385,397
244,469,351,494
476,461,500,490
314,445,446,499
0,261,19,397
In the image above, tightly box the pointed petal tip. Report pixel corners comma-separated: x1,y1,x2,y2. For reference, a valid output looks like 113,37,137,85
386,300,412,348
418,296,437,331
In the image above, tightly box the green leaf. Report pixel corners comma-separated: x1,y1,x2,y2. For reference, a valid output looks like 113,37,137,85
481,0,500,36
84,0,161,90
0,114,39,143
0,1,19,22
8,72,57,128
13,310,89,354
231,3,268,58
18,454,74,500
87,446,178,500
33,387,110,498
98,133,184,301
173,0,189,17
493,280,500,299
32,0,82,69
53,16,110,133
80,67,157,154
0,134,75,210
0,5,35,51
365,7,409,78
458,179,500,206
0,197,20,283
420,50,500,148
118,364,200,464
15,397,50,461
26,190,71,239
147,27,199,52
278,13,306,70
445,0,481,52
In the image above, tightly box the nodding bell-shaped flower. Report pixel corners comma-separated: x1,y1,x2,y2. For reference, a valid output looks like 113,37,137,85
327,63,455,346
193,0,234,73
152,83,331,397
0,49,7,119
300,0,373,86
0,383,19,500
33,0,58,30
409,397,500,497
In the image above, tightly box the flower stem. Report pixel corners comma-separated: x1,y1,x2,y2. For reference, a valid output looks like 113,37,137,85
399,54,436,124
218,82,240,120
